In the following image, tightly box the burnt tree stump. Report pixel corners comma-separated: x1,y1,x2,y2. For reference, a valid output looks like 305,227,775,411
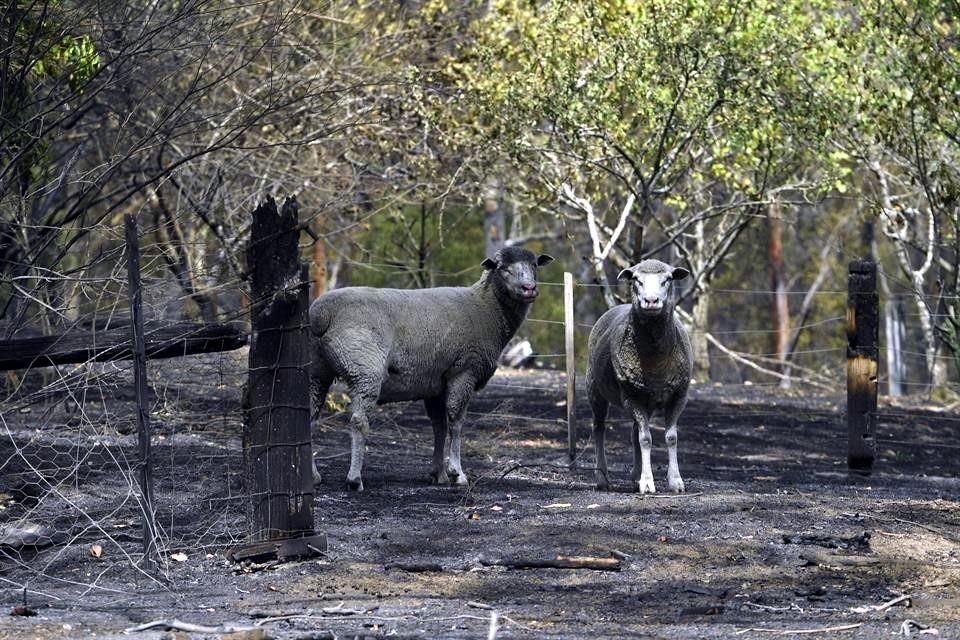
847,258,878,475
242,195,324,554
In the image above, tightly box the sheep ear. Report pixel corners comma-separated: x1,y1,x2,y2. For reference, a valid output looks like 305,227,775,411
671,267,690,281
617,268,634,282
536,254,554,267
481,258,498,270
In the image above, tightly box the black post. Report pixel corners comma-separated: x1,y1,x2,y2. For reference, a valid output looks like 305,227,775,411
241,196,323,554
847,258,878,475
124,214,157,570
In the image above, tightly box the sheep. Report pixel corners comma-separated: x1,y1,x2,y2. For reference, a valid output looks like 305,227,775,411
309,246,554,491
585,259,692,493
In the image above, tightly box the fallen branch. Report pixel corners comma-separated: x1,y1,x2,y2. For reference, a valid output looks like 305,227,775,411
899,619,938,636
384,561,443,573
799,550,880,568
782,531,871,551
124,619,258,634
850,594,911,614
480,554,622,571
735,622,862,635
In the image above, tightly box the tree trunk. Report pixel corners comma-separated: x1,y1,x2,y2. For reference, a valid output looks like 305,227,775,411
483,176,506,258
690,290,711,382
312,227,327,300
768,200,790,388
244,195,315,541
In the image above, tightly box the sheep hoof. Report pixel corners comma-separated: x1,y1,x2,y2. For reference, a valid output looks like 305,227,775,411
312,468,323,486
635,478,656,494
430,471,451,485
451,472,469,486
345,477,364,492
595,475,610,491
668,477,685,493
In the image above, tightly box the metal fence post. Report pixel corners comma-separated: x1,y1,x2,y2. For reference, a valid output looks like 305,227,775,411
564,272,576,466
124,214,157,571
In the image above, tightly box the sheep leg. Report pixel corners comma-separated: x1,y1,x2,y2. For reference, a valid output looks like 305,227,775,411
343,369,382,492
630,411,656,494
444,375,476,486
343,393,378,491
424,396,450,485
590,394,610,491
309,356,335,485
663,396,688,493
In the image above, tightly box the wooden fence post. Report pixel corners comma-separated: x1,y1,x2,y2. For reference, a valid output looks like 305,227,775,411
238,195,325,559
124,214,157,571
564,272,576,466
847,258,878,475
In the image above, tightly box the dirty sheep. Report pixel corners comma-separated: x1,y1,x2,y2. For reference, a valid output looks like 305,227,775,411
585,259,693,493
310,246,553,491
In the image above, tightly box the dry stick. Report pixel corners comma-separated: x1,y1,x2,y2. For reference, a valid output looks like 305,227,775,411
487,610,499,640
850,594,912,614
734,622,862,636
125,620,257,634
480,554,622,571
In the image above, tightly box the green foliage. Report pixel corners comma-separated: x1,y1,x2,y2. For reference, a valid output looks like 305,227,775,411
35,34,101,90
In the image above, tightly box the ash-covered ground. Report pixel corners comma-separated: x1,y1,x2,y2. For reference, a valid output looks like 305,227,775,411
2,357,959,639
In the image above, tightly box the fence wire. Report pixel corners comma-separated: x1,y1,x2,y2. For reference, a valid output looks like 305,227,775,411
0,261,957,613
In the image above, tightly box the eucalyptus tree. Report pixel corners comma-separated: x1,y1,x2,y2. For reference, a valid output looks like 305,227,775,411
0,0,339,327
456,0,854,381
838,1,960,391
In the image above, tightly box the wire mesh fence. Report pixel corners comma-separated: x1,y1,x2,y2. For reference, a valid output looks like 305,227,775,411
1,247,957,616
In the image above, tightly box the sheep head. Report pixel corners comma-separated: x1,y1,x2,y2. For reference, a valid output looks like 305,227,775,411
617,259,689,319
481,247,554,304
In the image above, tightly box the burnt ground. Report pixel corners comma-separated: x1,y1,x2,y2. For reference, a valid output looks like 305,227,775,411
2,356,960,639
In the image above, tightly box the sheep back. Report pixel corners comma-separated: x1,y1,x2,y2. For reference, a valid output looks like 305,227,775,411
311,285,510,402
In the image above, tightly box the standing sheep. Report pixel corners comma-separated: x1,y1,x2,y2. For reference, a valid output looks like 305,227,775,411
585,259,692,493
310,246,554,491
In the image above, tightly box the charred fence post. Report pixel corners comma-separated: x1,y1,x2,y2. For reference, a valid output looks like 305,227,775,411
847,258,878,475
238,195,325,560
124,214,158,571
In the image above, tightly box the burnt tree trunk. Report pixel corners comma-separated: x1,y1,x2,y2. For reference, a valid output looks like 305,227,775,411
243,195,318,546
847,258,878,476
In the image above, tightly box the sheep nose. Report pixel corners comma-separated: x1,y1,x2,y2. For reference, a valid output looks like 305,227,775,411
521,283,538,298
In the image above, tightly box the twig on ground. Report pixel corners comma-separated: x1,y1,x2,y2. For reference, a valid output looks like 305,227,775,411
735,622,862,635
799,550,880,567
384,561,443,572
480,554,622,571
743,601,805,614
487,610,499,640
899,619,939,636
499,461,591,481
850,594,911,614
124,619,257,634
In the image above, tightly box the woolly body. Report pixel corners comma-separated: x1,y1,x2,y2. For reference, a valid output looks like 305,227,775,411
585,259,693,493
310,247,553,491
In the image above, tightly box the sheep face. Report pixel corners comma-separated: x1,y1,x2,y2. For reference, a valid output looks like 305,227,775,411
482,247,554,305
617,259,689,318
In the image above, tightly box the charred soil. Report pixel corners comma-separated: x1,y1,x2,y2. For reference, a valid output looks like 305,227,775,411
2,361,959,639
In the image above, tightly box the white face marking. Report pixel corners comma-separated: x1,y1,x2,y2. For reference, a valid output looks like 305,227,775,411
633,271,671,312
